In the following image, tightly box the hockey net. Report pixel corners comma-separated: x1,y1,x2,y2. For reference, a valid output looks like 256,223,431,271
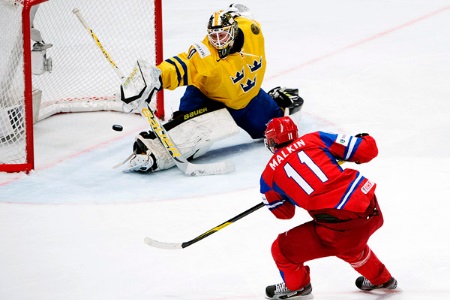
0,0,163,172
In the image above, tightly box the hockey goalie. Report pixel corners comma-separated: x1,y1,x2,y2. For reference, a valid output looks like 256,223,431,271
119,4,304,174
120,61,303,174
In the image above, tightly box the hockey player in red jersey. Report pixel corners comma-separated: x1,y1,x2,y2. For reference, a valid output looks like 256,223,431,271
260,116,398,299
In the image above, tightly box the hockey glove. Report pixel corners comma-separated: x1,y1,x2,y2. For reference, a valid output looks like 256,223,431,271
354,133,369,164
268,86,304,115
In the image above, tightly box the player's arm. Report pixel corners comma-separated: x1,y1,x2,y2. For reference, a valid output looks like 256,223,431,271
260,177,295,220
157,52,191,90
319,132,378,164
157,42,211,90
350,133,378,164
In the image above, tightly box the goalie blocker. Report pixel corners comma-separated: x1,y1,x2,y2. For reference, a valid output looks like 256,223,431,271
128,104,240,172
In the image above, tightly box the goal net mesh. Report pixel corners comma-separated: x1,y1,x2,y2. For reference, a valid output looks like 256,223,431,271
0,0,160,170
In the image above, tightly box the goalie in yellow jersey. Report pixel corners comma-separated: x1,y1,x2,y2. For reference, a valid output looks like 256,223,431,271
122,4,304,172
159,4,303,137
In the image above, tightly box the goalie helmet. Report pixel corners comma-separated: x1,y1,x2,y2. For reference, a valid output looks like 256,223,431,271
264,117,299,153
207,10,238,58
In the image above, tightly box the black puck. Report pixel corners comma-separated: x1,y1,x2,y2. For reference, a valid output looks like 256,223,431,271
112,124,123,131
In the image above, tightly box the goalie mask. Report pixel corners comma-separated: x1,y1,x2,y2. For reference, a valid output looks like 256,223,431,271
264,117,299,153
207,10,238,58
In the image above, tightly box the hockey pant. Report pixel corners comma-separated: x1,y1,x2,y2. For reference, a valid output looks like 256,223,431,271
271,197,392,291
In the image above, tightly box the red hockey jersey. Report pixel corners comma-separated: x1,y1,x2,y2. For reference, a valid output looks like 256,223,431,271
260,132,378,220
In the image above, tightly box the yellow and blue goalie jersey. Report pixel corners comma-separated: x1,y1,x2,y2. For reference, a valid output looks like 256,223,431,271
157,16,266,110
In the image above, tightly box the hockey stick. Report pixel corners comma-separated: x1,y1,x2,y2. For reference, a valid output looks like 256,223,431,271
72,8,125,81
73,8,138,89
144,160,347,249
144,202,265,249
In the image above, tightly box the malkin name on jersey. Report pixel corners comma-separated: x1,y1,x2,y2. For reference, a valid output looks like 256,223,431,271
269,140,306,170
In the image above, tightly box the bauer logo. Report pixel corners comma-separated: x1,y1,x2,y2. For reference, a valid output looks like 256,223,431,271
184,108,208,120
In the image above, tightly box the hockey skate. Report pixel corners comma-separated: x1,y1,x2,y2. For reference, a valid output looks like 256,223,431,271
355,276,398,291
265,282,313,300
127,131,172,173
128,150,157,172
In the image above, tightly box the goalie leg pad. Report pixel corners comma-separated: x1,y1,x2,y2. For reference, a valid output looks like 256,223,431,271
128,108,239,173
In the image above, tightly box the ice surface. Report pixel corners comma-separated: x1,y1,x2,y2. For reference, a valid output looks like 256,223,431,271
1,1,450,299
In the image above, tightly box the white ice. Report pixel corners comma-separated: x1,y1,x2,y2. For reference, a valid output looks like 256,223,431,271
1,0,450,299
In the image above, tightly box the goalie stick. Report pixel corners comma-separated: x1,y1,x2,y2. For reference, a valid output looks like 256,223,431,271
73,9,235,176
144,202,265,249
72,8,126,82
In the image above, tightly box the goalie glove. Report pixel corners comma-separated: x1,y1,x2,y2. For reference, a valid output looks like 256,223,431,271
120,59,162,112
268,86,304,115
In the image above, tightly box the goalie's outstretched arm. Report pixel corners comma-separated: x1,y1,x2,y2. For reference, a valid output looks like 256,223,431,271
121,60,235,176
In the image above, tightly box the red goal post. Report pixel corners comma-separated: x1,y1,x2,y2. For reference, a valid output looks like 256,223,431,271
0,0,164,173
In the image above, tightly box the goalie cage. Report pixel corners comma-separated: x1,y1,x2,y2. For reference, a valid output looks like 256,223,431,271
0,0,164,173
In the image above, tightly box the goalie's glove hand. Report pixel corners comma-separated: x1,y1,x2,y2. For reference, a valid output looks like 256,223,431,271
120,59,162,112
268,86,304,114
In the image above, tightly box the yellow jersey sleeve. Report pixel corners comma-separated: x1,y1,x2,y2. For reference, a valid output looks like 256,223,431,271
157,16,266,110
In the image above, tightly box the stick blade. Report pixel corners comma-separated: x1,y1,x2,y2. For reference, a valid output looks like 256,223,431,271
184,160,235,176
144,237,183,250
